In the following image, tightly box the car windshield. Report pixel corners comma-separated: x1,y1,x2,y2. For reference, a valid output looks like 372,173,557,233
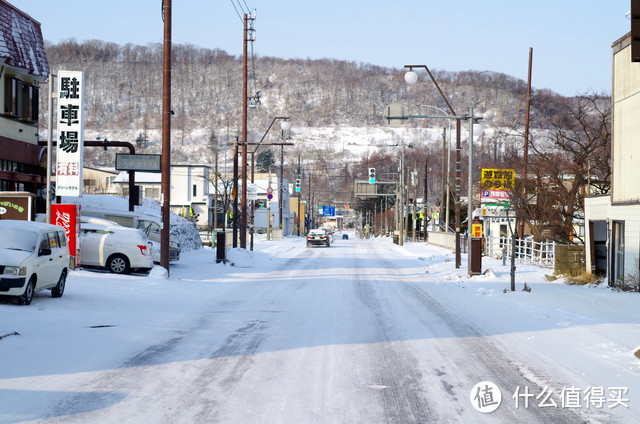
1,228,38,252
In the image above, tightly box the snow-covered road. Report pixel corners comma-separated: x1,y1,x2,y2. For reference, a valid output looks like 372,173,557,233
1,234,637,423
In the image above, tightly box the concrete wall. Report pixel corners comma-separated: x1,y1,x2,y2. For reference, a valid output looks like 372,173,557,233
427,231,456,251
554,245,585,277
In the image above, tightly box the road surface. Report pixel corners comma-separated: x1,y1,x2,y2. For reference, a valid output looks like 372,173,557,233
0,236,615,423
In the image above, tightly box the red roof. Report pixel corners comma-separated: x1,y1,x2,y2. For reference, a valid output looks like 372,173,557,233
0,0,49,79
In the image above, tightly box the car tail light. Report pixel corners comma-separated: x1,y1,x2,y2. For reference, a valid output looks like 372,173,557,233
137,244,149,255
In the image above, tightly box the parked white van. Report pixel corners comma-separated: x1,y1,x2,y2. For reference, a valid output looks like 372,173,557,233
80,217,154,274
0,220,70,305
81,209,180,263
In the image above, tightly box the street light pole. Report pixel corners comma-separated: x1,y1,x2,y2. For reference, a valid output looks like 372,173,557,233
404,65,462,268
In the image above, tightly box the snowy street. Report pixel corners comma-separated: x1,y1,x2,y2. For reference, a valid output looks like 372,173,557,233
1,234,639,423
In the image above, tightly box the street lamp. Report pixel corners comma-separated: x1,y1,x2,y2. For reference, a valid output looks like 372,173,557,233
404,64,463,269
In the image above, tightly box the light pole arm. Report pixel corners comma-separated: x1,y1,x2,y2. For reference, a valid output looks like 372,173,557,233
405,65,457,116
252,116,290,154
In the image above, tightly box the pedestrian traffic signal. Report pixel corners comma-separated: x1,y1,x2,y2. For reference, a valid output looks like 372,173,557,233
368,168,376,184
295,178,301,192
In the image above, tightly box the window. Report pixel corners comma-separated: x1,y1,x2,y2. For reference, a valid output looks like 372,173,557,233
57,231,68,247
4,77,19,115
48,231,60,248
29,85,39,121
145,187,160,198
3,76,40,121
39,233,50,251
193,184,197,197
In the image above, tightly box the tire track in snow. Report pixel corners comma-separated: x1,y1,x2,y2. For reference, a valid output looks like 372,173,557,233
356,239,614,424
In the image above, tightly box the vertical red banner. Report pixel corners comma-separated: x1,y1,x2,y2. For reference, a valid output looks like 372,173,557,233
51,204,80,266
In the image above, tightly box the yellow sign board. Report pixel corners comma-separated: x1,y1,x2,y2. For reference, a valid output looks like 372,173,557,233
481,168,515,190
471,223,483,238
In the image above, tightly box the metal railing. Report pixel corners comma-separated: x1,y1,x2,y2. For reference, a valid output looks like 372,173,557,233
485,236,555,268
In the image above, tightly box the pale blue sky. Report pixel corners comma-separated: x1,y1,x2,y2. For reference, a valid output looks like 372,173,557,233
10,0,631,96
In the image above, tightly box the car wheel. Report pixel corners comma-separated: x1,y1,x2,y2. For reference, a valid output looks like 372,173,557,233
107,254,130,274
17,276,35,305
51,270,67,298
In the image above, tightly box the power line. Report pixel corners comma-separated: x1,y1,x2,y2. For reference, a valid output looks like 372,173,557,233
229,0,244,23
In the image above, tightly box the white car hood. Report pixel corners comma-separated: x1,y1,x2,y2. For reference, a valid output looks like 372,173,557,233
0,248,34,266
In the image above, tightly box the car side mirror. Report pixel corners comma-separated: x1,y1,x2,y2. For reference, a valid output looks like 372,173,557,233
39,248,52,256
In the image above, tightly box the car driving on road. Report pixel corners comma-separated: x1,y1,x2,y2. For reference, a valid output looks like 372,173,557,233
306,228,331,247
0,220,70,305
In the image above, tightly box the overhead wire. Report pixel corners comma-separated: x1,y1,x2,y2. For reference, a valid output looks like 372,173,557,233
229,0,244,23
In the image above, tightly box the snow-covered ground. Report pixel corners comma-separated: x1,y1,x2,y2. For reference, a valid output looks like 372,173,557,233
1,233,639,423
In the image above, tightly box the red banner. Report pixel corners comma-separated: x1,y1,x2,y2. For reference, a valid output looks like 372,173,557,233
51,204,80,265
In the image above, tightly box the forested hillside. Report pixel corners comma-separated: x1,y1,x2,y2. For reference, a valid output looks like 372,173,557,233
40,40,611,242
41,40,556,142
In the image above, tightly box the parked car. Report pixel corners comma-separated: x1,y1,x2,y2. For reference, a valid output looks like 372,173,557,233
0,220,70,305
307,228,331,247
81,209,180,262
342,234,349,240
80,217,154,274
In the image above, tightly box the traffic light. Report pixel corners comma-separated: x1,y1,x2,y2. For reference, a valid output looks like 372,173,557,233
368,167,376,184
295,178,301,192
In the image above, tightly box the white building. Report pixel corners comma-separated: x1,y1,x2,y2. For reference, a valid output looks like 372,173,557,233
584,32,640,286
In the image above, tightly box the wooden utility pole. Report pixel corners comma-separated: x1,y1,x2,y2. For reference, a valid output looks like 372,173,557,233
160,0,172,272
520,47,533,239
240,13,250,249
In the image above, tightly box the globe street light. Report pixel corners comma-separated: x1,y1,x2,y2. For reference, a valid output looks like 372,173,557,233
404,64,463,269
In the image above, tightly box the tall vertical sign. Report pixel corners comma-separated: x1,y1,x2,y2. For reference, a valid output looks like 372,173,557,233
56,71,84,196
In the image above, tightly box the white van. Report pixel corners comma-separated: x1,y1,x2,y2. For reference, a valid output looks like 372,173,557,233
0,220,70,305
81,209,180,263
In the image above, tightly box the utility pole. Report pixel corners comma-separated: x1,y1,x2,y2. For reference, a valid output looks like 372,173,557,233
240,13,254,249
213,152,218,229
520,47,533,239
297,154,301,236
232,136,238,247
279,143,284,232
399,143,405,246
423,160,428,241
439,128,446,231
308,173,312,230
160,0,172,272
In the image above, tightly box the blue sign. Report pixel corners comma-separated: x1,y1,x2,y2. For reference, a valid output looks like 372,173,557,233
322,206,336,217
